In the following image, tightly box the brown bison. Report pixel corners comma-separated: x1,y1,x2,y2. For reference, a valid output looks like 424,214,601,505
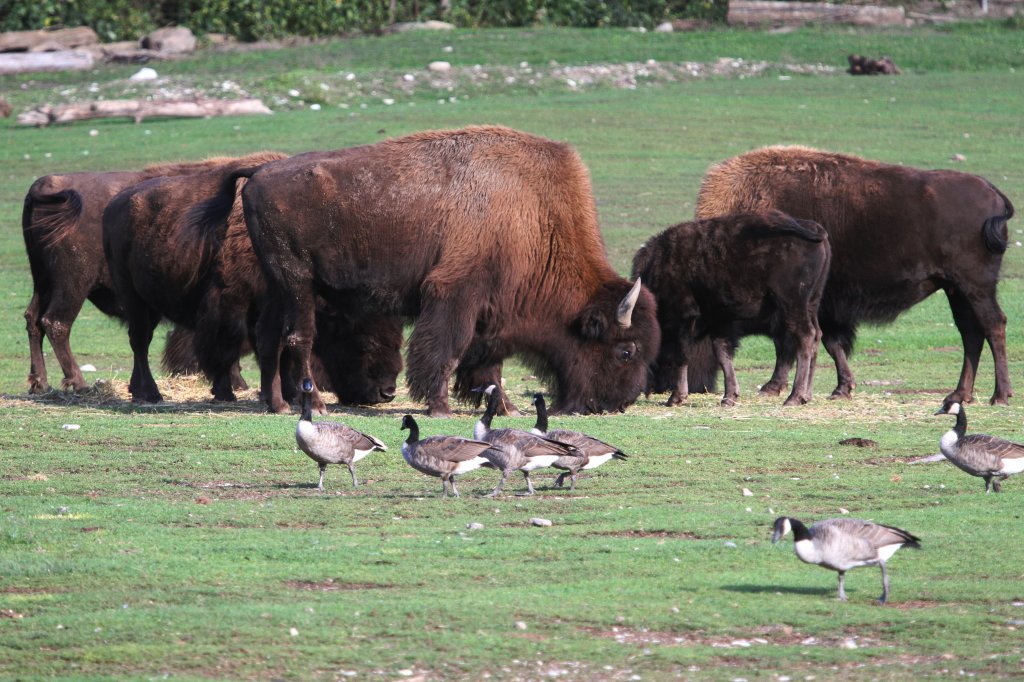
633,211,830,407
216,126,659,416
21,161,248,395
695,146,1015,407
102,152,404,407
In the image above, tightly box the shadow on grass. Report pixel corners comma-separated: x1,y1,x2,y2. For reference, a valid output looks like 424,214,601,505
721,583,834,597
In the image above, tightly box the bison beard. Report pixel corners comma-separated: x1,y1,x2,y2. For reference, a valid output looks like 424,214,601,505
227,125,660,416
695,145,1015,407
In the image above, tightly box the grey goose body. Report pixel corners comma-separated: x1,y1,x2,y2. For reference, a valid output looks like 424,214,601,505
295,378,386,490
772,516,920,604
400,414,494,497
935,401,1024,492
475,385,580,496
531,394,627,489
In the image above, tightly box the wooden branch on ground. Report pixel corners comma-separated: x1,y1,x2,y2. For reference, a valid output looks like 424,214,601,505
17,99,273,127
0,27,98,52
728,1,906,27
0,50,94,74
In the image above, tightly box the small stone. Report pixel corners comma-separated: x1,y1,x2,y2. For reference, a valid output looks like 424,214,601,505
723,541,737,548
655,21,674,32
842,638,858,649
742,488,754,497
309,104,321,111
514,621,527,630
839,508,850,514
79,364,96,372
62,424,81,431
88,129,99,137
288,89,300,97
129,67,157,81
428,61,451,73
466,522,484,530
530,517,552,527
952,153,966,162
289,627,299,637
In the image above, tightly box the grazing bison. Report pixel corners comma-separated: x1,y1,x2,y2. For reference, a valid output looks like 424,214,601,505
632,211,830,406
215,126,659,416
21,160,247,394
104,153,404,407
695,146,1015,407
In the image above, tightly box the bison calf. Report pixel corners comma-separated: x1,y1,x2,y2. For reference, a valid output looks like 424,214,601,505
633,211,830,407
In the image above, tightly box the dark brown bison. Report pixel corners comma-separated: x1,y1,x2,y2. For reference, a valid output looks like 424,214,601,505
695,146,1015,407
216,126,659,416
633,211,830,406
103,152,405,407
21,161,243,395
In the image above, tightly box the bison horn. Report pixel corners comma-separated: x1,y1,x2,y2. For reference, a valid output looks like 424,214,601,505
617,278,643,328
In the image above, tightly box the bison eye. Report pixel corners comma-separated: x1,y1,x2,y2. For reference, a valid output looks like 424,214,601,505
617,342,637,363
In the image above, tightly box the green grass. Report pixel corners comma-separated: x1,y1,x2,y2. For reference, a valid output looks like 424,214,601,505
2,24,1024,680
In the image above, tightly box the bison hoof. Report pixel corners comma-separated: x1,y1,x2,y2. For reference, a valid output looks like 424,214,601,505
131,393,162,404
28,378,49,395
720,396,737,407
269,400,292,415
990,395,1011,406
828,388,853,400
212,392,238,402
665,394,687,407
758,382,785,397
783,395,809,406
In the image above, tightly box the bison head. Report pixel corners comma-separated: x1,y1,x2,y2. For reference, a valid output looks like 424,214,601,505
312,314,404,406
549,278,660,414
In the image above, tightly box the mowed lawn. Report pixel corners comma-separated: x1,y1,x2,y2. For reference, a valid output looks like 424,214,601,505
1,24,1024,680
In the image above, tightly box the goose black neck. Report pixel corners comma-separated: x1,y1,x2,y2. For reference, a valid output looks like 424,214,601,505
953,406,967,438
299,389,313,422
533,394,548,433
481,388,500,430
404,418,419,444
788,518,812,542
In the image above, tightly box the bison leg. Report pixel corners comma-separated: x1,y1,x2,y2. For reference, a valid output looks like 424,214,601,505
823,332,856,400
946,288,1011,406
453,360,522,416
783,320,820,406
255,299,291,414
125,305,163,404
24,292,50,394
407,280,479,417
713,337,739,406
39,294,89,393
759,335,793,397
666,361,688,406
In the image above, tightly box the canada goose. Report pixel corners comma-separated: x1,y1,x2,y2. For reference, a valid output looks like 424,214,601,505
475,385,579,496
531,394,628,490
295,377,386,490
934,401,1024,492
399,414,494,497
771,516,920,604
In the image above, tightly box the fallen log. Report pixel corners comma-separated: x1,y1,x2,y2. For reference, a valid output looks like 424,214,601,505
0,26,98,52
17,98,273,127
728,1,906,27
0,50,94,74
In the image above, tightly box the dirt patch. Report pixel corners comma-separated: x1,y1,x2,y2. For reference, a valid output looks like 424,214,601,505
595,529,703,539
582,623,892,649
285,578,394,591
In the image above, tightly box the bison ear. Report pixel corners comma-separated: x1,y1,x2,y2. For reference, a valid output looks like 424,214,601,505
579,308,608,340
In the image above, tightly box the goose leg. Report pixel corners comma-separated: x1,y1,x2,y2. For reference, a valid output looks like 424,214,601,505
486,470,509,498
440,478,450,497
518,471,536,496
348,463,358,488
993,477,1004,493
984,475,994,493
449,476,461,498
836,571,848,601
317,463,327,491
569,470,579,491
878,563,890,605
554,472,568,488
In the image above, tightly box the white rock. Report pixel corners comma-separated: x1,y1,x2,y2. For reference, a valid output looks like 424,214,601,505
129,67,158,81
62,424,81,431
723,541,738,548
839,507,850,514
382,98,395,105
514,620,528,630
428,60,451,73
655,21,674,32
742,487,754,497
79,364,96,372
530,517,552,527
442,45,453,53
842,638,858,649
952,153,966,162
309,103,321,111
403,73,415,82
288,89,300,97
88,129,99,137
289,627,299,637
466,522,484,530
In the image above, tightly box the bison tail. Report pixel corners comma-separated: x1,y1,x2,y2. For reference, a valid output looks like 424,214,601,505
745,210,827,243
23,188,84,248
981,182,1014,255
161,326,201,376
686,336,718,394
178,166,261,282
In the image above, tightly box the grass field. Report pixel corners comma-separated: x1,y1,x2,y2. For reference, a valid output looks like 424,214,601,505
2,23,1024,680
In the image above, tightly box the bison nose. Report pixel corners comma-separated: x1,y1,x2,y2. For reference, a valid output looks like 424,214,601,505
380,386,397,402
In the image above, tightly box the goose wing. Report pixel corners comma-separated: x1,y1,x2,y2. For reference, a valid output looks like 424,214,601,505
317,421,387,452
486,429,577,458
956,434,1020,473
547,429,626,459
814,518,919,556
421,436,495,462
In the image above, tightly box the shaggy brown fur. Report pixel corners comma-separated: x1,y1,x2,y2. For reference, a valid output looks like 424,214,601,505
696,145,1014,407
202,126,660,416
633,210,830,407
21,157,270,395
